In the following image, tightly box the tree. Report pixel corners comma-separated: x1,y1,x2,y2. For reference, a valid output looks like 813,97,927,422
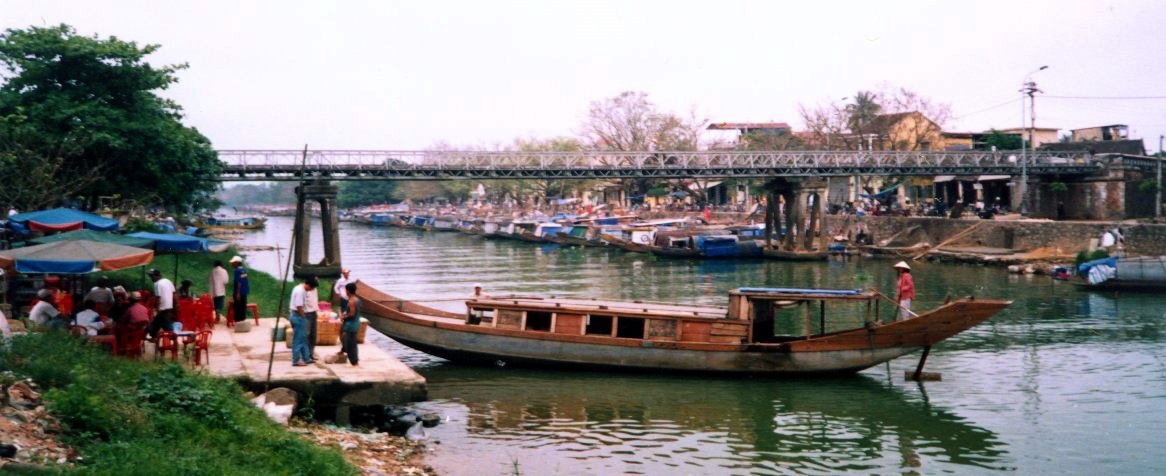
0,24,222,212
876,86,952,151
981,129,1023,150
798,101,856,150
845,91,882,134
580,91,707,204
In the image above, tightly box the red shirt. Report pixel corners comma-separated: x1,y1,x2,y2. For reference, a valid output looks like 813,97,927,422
897,272,915,301
125,302,150,326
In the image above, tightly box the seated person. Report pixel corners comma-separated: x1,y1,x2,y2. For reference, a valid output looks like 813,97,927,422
74,299,107,336
122,291,151,329
178,279,195,299
30,289,67,331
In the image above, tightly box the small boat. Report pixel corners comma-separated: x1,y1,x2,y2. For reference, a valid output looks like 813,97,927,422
357,282,1010,375
430,215,460,232
1072,255,1166,292
195,216,267,230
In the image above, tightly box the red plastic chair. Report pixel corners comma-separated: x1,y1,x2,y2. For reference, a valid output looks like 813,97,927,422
196,294,215,330
154,331,180,361
190,330,212,367
118,324,147,359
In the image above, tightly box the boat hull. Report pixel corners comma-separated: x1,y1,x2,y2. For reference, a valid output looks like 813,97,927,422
357,283,1008,375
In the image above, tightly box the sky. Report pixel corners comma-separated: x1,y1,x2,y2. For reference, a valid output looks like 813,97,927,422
3,0,1165,153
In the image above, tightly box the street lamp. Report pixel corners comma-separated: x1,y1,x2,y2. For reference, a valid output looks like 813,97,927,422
1018,65,1048,216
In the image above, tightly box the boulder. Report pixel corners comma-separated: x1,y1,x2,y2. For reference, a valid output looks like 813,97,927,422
252,387,298,425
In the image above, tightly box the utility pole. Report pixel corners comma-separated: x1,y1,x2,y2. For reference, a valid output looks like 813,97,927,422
1158,134,1163,219
1018,65,1048,216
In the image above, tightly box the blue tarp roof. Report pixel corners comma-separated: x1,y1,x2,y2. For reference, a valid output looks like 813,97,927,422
27,229,155,248
1078,256,1118,274
127,232,228,253
7,208,120,232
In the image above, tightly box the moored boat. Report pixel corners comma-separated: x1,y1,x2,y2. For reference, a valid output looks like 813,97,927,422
357,281,1010,375
195,215,267,230
1072,255,1166,292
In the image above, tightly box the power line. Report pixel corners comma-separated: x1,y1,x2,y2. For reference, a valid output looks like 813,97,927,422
953,97,1021,120
1044,95,1166,100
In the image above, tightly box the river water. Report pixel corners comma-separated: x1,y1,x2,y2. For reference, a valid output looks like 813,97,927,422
238,217,1165,475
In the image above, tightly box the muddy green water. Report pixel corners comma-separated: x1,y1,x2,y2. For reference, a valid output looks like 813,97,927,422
239,217,1165,475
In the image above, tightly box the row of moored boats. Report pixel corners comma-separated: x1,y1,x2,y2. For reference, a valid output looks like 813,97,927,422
350,212,845,259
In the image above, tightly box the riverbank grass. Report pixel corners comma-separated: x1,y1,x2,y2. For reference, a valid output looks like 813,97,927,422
0,331,356,475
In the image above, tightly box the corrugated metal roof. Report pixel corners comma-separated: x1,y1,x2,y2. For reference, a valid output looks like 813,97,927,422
707,122,791,130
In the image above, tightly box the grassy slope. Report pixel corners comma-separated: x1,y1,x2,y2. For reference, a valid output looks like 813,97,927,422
0,332,356,475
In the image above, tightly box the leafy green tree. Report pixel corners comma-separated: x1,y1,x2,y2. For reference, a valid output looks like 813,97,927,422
981,129,1023,150
845,90,881,133
0,24,222,212
337,181,399,208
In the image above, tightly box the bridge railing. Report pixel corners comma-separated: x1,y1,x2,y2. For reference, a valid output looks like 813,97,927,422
215,149,1101,179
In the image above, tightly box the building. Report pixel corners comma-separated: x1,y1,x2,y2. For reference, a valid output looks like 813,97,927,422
855,111,944,151
1070,124,1129,142
998,127,1060,148
704,122,792,150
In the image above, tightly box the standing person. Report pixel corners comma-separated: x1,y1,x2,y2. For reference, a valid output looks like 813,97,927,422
229,256,249,323
288,276,316,366
304,274,320,360
208,260,229,322
83,276,115,315
146,269,177,338
339,282,361,366
333,268,351,314
893,261,915,320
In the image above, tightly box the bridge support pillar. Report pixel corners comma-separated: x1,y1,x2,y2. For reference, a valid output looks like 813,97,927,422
763,178,828,252
292,180,342,279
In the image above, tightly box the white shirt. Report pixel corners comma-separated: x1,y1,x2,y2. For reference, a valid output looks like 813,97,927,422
289,284,306,314
209,266,229,298
30,301,60,326
75,309,104,336
154,278,176,311
305,286,319,313
333,275,349,300
1,308,11,339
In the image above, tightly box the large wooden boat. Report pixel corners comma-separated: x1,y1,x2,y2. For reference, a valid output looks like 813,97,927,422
356,281,1010,375
195,215,267,230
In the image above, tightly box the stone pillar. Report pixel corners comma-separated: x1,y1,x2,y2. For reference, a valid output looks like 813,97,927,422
293,180,342,279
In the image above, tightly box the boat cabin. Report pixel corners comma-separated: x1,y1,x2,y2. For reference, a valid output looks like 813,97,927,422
464,287,883,345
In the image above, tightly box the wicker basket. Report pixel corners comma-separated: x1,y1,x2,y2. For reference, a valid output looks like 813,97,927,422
316,318,340,346
356,318,369,343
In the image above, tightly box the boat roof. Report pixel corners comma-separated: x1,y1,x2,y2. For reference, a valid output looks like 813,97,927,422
470,295,726,319
634,218,690,226
732,287,874,301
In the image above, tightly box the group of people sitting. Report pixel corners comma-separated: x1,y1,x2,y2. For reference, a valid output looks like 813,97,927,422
28,276,152,339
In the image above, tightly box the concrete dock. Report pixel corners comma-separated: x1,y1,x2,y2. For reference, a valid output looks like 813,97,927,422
193,318,427,420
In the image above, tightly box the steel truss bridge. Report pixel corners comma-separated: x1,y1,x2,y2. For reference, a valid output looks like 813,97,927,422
216,149,1119,182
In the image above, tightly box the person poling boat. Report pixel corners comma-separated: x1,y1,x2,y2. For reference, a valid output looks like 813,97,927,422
893,261,915,320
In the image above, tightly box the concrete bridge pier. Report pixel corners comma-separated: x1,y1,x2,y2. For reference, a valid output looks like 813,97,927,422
293,180,342,279
763,178,828,252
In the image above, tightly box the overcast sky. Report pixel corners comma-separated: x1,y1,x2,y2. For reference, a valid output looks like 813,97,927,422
4,0,1164,152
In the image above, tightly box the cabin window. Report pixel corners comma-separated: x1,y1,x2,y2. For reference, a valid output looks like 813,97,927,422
646,319,678,340
525,311,553,332
496,309,523,330
468,307,494,325
615,316,645,339
585,315,613,335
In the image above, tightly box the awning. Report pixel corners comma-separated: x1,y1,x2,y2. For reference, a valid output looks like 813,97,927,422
127,232,229,253
28,229,155,248
934,175,956,183
7,208,120,233
0,240,154,274
978,175,1011,182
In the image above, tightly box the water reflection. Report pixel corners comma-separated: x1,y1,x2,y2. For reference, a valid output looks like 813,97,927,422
417,367,1008,474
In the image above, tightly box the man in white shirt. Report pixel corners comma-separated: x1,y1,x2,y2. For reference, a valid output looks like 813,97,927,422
29,289,63,330
74,299,105,336
333,268,351,314
208,260,229,322
304,275,320,360
147,269,177,338
288,276,318,366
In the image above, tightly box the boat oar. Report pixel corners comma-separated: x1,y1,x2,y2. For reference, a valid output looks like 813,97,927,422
876,285,918,319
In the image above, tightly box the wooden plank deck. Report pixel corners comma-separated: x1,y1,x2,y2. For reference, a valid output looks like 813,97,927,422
170,319,428,422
